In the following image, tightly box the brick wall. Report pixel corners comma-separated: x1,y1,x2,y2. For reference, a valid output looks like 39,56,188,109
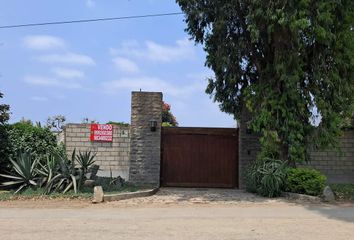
64,124,130,179
129,91,162,187
304,130,354,183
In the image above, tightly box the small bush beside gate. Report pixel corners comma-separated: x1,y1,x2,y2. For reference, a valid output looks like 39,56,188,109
246,159,327,197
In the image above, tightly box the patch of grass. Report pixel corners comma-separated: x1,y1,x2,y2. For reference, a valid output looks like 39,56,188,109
0,185,145,201
0,188,92,201
330,184,354,201
94,177,149,194
94,177,139,192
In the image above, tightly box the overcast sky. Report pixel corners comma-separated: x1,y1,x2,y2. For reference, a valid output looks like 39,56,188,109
0,0,235,127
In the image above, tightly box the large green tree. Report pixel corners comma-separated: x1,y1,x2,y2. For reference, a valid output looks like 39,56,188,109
0,92,10,124
0,91,11,173
177,0,354,165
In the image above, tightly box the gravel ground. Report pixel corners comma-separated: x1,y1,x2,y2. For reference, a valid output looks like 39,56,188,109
1,188,353,240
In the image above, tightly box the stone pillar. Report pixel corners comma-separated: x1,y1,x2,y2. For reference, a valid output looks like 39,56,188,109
238,107,261,189
128,91,162,187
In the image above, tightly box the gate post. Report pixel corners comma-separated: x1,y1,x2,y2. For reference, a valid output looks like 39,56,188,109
128,91,162,187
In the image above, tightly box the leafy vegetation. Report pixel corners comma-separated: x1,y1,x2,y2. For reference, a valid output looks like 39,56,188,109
37,154,59,188
94,176,137,193
0,184,142,201
106,121,130,127
330,184,354,201
76,150,96,176
0,147,97,196
246,158,287,197
0,124,12,173
46,115,66,131
286,168,326,196
177,0,354,165
162,101,178,126
7,121,59,163
0,152,39,193
0,188,92,201
0,91,10,124
45,150,80,194
0,92,11,173
162,122,174,127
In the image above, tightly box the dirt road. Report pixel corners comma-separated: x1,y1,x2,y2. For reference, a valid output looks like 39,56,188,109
0,189,353,240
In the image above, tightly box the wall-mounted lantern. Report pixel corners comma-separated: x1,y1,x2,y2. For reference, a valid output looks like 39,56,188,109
246,120,253,134
149,119,157,132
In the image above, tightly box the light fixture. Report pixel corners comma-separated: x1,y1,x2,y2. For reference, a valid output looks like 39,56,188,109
149,119,157,132
246,120,252,134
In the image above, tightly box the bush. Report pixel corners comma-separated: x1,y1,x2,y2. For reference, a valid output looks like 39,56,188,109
106,121,130,127
330,184,354,201
286,168,326,196
245,158,287,197
7,122,59,162
0,125,11,173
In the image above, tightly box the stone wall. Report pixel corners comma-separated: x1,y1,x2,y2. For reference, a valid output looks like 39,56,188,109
304,130,354,183
129,91,162,187
64,124,130,179
238,108,261,188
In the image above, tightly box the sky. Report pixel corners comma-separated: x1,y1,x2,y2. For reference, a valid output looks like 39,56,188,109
0,0,235,127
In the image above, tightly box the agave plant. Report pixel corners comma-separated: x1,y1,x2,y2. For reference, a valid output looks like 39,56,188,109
0,152,39,193
45,150,80,194
76,150,96,175
258,159,287,197
37,154,59,188
246,158,287,197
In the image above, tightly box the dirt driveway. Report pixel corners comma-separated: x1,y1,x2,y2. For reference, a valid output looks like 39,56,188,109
1,188,353,240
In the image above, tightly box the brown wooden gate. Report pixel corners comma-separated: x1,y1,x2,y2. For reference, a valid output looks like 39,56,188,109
161,127,238,188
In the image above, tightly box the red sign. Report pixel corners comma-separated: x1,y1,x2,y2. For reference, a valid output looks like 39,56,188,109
90,124,113,142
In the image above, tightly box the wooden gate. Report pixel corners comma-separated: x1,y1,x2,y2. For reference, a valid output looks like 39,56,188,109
161,127,238,188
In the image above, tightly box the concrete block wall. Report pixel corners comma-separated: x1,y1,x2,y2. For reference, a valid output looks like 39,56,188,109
238,117,354,185
129,91,162,187
64,124,130,179
305,130,354,183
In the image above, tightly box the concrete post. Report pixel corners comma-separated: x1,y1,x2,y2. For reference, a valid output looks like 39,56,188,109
128,91,163,187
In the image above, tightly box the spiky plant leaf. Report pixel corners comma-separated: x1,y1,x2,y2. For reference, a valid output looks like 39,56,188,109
0,152,39,193
76,150,96,175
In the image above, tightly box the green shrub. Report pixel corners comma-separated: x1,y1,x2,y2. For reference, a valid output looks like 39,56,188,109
245,158,287,197
106,121,130,127
0,125,11,173
7,122,59,162
330,184,354,201
286,168,326,196
162,122,173,127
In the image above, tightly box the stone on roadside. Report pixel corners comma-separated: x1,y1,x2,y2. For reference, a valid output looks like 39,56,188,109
93,186,104,203
323,186,335,202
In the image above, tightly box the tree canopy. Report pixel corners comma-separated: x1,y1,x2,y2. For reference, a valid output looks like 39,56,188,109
0,91,10,125
46,115,66,131
162,101,178,126
0,91,10,172
177,0,354,164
